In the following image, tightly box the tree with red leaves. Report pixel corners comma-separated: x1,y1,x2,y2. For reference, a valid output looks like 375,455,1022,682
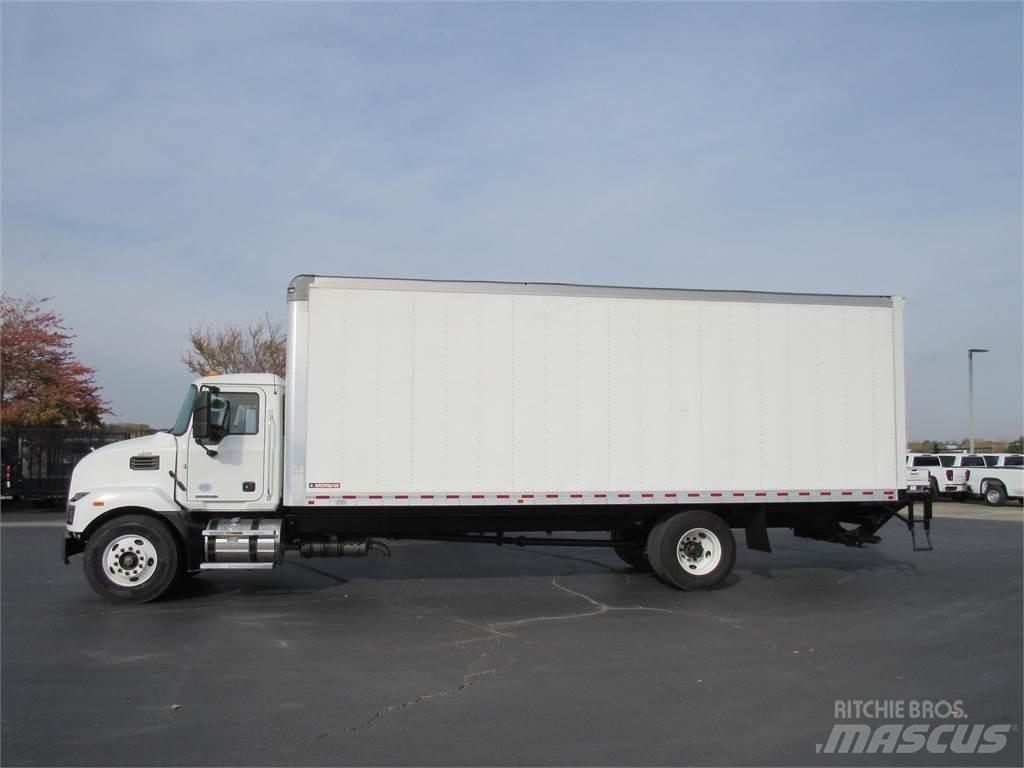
0,294,111,427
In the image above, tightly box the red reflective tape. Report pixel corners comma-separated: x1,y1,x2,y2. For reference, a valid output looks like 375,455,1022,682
618,493,631,498
472,494,485,499
733,492,744,497
595,493,607,498
777,492,789,497
369,495,382,499
446,494,460,499
316,495,329,499
798,492,810,497
420,494,434,499
862,491,874,496
841,491,853,496
497,494,510,499
343,495,357,499
546,494,559,499
522,494,534,499
821,492,832,496
641,493,654,498
755,492,767,497
570,494,583,499
688,492,700,497
664,492,677,498
396,495,408,499
710,492,722,497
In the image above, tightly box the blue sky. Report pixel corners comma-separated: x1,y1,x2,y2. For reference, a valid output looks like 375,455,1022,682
2,2,1021,440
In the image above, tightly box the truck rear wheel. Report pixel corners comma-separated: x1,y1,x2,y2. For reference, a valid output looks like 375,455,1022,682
611,527,653,572
646,510,736,590
83,515,181,603
983,482,1007,507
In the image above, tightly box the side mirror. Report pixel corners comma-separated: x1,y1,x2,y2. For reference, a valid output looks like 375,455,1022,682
209,398,229,441
193,390,212,440
193,390,229,445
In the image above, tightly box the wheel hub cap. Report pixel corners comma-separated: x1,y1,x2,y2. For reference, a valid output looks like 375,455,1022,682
103,535,158,587
676,527,723,576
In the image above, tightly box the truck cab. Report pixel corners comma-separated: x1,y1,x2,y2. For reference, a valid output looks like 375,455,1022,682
66,373,284,545
981,453,1023,468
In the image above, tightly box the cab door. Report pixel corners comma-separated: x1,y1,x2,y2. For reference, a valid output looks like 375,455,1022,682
186,389,265,505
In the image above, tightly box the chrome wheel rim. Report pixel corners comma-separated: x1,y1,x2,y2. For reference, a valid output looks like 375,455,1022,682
103,534,158,587
676,527,722,576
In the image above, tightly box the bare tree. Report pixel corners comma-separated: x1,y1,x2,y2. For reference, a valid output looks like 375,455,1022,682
182,314,286,379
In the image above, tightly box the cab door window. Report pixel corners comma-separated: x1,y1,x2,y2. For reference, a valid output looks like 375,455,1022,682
210,392,260,436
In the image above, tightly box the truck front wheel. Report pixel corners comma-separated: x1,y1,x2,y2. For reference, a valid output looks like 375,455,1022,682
647,510,736,590
83,515,182,603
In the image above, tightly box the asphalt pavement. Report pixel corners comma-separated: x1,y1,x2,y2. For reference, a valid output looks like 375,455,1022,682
1,502,1021,766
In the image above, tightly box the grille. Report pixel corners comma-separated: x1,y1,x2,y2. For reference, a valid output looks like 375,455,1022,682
129,455,160,471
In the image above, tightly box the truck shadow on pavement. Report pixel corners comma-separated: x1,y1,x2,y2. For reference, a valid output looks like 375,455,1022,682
165,537,923,604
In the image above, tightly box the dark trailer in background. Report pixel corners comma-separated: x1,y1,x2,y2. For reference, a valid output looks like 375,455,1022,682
1,428,141,502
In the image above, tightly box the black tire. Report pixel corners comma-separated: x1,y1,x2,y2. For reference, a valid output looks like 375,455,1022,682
611,527,653,572
646,510,736,591
83,515,182,603
983,482,1007,507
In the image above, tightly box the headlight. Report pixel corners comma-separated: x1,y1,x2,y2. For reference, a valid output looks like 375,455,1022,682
67,492,88,526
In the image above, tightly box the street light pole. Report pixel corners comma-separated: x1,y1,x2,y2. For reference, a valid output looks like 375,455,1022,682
968,348,989,454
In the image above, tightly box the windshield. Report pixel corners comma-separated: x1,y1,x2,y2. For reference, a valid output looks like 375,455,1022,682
170,386,197,436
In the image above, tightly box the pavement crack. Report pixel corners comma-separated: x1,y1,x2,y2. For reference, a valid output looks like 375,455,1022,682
491,577,674,629
338,657,501,735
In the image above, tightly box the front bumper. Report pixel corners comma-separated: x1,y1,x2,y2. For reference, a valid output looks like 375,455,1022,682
64,533,84,564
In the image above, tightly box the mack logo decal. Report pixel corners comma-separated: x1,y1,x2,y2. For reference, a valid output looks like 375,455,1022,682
308,482,341,489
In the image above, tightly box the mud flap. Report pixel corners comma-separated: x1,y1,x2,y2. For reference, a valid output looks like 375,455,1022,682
745,507,772,553
64,534,84,564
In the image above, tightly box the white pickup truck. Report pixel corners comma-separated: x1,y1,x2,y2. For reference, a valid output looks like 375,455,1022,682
937,453,988,499
966,455,1023,506
905,454,945,497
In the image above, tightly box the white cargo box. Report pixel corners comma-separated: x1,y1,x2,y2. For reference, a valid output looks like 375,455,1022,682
284,277,905,507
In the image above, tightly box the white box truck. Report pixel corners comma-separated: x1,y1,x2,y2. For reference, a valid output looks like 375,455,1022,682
64,275,928,602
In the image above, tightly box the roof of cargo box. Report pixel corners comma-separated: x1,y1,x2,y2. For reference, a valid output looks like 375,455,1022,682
288,275,896,308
